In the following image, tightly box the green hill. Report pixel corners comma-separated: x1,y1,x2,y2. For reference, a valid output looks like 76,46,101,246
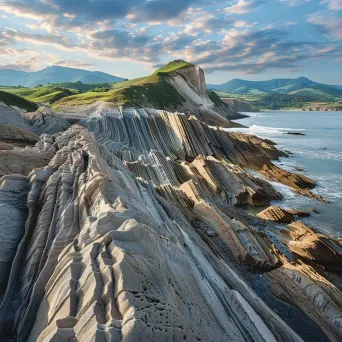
0,65,125,87
216,92,341,110
1,86,80,104
53,60,195,110
0,90,38,112
208,77,342,100
45,81,112,92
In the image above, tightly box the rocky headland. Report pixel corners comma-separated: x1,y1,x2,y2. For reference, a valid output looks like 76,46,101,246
0,65,341,342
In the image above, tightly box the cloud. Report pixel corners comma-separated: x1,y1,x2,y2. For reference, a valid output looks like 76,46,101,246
3,29,77,49
0,51,61,71
183,14,236,35
87,28,160,62
307,12,342,39
0,0,341,77
225,0,264,14
277,0,312,6
157,25,341,74
54,60,95,69
320,0,342,10
0,57,42,71
0,0,203,29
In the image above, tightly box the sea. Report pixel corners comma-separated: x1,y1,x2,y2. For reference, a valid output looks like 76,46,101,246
230,111,342,239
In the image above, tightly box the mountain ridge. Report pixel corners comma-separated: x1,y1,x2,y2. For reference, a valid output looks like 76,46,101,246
208,77,342,99
0,65,125,87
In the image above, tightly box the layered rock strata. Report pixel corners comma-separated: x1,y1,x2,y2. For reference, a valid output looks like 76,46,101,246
0,104,340,341
257,206,311,224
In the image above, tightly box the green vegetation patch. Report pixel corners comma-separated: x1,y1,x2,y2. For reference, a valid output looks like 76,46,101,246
215,91,340,110
208,90,226,107
1,86,80,104
0,90,38,112
53,74,186,110
254,94,324,109
153,60,194,77
47,81,113,92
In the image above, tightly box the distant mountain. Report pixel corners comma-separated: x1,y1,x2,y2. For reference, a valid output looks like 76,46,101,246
208,77,342,99
0,66,125,87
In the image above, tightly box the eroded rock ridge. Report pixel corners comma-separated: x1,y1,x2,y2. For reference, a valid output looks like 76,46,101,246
0,104,341,342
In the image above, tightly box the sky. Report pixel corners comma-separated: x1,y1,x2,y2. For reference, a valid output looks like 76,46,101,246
0,0,341,84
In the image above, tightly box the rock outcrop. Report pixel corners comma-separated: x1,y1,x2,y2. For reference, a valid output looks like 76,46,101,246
284,221,342,271
257,206,295,223
257,206,311,224
221,98,259,112
0,103,341,341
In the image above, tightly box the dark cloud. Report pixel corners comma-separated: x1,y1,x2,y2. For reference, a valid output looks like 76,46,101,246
0,0,203,27
129,0,198,22
88,28,159,61
91,29,150,49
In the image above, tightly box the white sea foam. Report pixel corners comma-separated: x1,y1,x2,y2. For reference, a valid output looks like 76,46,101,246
226,125,306,135
294,149,342,162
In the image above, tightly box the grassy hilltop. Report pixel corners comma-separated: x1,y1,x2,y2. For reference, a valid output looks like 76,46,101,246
53,60,195,110
215,91,342,110
0,90,38,112
1,61,196,111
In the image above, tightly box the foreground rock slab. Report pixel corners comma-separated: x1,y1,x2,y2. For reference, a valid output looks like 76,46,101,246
0,104,340,342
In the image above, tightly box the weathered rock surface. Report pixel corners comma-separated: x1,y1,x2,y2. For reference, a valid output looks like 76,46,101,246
257,206,295,223
257,206,311,224
26,106,70,134
0,175,28,291
284,221,342,271
0,104,341,341
266,257,342,342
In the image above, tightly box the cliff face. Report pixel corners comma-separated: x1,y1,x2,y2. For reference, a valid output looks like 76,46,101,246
0,104,341,342
221,98,259,112
176,65,207,97
166,66,245,126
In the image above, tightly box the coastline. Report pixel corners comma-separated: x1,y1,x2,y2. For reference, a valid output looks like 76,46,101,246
1,103,341,341
231,110,342,239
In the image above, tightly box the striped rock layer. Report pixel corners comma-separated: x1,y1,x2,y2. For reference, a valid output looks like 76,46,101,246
0,105,341,342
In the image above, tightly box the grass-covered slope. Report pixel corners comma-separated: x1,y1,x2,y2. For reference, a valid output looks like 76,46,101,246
53,61,197,110
1,86,80,104
217,91,342,110
153,60,195,76
209,77,342,100
45,81,112,92
53,74,186,110
0,90,38,112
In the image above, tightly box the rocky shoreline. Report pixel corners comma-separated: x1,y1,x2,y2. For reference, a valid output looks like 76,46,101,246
0,100,341,341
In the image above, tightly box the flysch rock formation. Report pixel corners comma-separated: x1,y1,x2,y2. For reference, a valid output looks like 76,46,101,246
57,62,245,129
0,103,341,342
256,206,311,224
167,65,244,126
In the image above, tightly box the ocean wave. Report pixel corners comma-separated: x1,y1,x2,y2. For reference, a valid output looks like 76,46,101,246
294,149,342,162
226,125,306,135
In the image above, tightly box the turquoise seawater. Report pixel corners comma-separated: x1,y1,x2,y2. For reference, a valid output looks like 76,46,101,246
230,111,342,238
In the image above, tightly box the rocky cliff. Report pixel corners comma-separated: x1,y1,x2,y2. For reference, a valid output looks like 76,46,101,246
221,98,259,112
0,103,341,342
55,60,245,128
